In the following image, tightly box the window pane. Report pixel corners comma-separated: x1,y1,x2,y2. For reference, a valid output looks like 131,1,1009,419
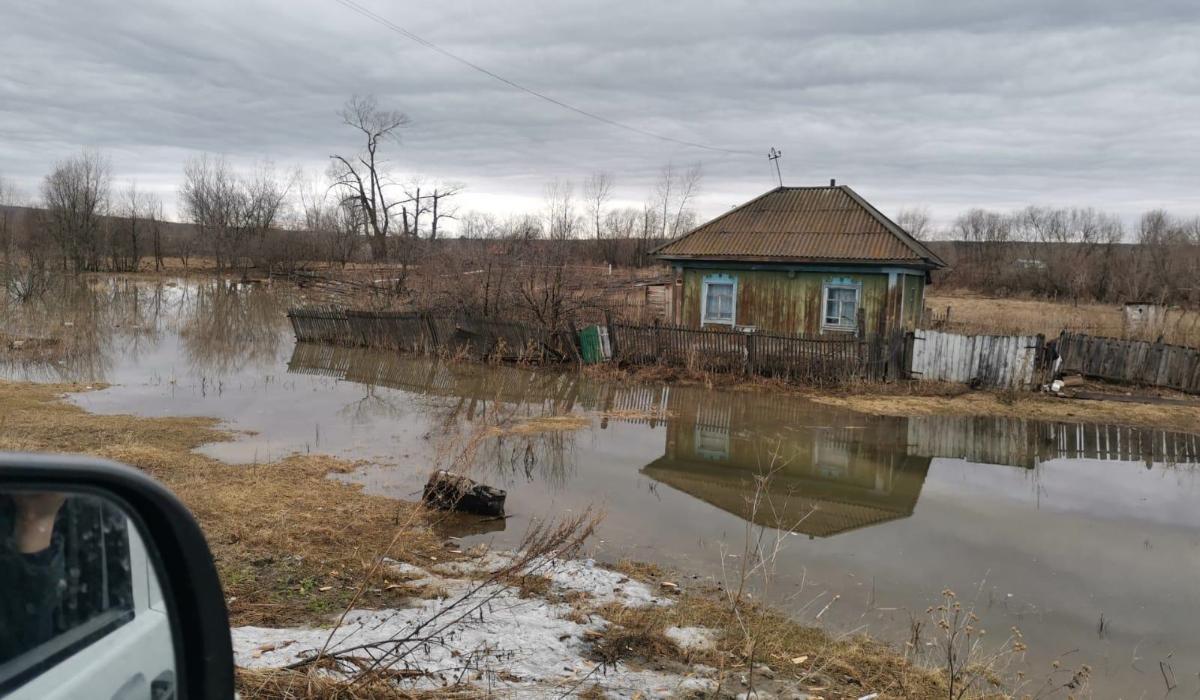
825,286,858,327
706,282,733,321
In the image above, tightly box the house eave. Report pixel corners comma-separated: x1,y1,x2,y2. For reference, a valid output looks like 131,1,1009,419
657,254,943,271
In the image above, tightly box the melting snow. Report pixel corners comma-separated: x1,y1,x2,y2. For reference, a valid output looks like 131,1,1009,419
234,553,688,698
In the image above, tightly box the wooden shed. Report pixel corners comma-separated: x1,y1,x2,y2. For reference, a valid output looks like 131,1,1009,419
654,184,946,336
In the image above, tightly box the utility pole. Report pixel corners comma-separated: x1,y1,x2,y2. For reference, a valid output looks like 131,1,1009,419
767,147,783,187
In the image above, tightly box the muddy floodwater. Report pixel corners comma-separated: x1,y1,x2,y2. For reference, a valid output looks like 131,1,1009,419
5,277,1200,695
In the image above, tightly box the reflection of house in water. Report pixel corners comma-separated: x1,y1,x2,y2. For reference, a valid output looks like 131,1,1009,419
641,387,931,538
639,387,1200,537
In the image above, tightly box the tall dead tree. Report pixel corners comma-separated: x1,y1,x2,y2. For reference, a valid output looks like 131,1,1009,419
427,184,463,240
329,95,411,263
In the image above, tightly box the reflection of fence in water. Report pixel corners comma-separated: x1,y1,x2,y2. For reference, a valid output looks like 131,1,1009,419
907,415,1200,468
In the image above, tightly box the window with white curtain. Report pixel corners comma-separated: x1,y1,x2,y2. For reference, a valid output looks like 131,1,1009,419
701,274,736,325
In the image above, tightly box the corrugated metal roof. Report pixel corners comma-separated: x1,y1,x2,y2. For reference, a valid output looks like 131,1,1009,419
655,186,946,268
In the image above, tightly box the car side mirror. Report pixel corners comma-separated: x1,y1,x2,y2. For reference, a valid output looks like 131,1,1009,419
0,454,234,699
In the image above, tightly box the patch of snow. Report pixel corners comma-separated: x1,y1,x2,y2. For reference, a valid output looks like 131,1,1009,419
542,558,670,608
664,626,716,653
234,578,692,698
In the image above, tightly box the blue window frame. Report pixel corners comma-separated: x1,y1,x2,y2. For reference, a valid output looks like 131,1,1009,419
822,277,861,331
701,273,737,325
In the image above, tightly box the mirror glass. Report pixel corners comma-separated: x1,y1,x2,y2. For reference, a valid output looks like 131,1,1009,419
0,489,176,699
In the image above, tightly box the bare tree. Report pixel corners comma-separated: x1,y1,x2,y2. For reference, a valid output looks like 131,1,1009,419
110,182,147,272
180,155,290,276
0,175,19,263
329,95,411,263
181,155,239,272
543,179,579,241
583,171,613,240
458,211,499,239
654,162,703,240
42,149,111,273
427,183,463,240
896,207,934,239
146,194,165,272
299,176,361,267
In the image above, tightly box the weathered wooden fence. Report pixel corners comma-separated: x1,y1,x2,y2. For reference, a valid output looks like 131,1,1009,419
910,330,1046,389
290,307,910,383
609,321,906,382
289,307,578,362
1057,331,1200,394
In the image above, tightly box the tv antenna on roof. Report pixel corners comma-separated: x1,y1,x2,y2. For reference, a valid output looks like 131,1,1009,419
767,147,783,187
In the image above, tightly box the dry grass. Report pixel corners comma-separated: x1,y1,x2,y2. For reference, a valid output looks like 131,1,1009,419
927,290,1200,346
590,592,949,699
0,380,448,628
235,668,476,700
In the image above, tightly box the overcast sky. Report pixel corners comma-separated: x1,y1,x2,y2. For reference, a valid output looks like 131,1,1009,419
3,0,1199,233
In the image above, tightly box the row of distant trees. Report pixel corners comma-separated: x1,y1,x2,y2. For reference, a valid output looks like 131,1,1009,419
897,206,1200,304
0,95,704,293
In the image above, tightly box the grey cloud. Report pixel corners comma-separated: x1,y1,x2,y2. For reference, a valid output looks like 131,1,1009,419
2,0,1198,228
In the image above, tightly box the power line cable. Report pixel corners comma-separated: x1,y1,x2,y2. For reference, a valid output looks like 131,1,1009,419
331,0,760,157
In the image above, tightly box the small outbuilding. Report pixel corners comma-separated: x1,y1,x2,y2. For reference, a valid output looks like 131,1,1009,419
654,184,946,336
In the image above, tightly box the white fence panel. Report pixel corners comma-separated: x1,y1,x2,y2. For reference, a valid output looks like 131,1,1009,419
911,330,1043,389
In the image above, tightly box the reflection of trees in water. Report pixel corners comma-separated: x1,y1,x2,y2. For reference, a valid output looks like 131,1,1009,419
485,431,575,490
0,276,170,382
337,384,409,427
419,391,579,490
178,281,290,374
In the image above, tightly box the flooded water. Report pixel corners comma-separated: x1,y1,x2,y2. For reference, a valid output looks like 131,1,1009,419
4,277,1200,696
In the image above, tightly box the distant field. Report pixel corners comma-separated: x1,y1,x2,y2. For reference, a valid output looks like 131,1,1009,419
925,290,1200,347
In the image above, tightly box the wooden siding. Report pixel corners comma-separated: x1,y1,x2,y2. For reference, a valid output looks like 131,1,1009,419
679,268,900,336
902,273,924,330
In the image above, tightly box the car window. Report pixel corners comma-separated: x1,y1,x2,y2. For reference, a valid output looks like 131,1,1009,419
0,492,135,690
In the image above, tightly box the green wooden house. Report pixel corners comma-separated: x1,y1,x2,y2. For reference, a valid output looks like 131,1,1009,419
654,183,946,336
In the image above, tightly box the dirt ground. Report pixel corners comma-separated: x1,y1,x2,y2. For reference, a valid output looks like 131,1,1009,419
926,289,1200,346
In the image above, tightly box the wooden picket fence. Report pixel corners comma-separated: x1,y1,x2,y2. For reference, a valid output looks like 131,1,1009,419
607,321,906,383
1057,331,1200,394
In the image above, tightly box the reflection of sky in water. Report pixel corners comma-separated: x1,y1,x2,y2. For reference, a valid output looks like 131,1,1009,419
4,277,1200,694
